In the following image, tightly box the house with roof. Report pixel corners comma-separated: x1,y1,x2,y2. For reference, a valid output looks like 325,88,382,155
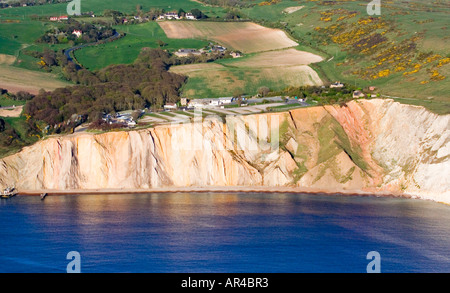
185,13,196,20
211,45,227,53
175,48,202,57
163,12,180,20
50,15,69,21
72,30,82,38
353,91,365,99
230,52,242,58
164,103,178,111
330,81,344,88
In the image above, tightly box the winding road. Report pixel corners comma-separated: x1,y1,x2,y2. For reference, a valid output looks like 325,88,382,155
63,31,121,65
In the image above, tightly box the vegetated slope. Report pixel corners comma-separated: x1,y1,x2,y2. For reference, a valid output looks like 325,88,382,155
1,99,448,204
161,21,324,98
240,0,450,113
158,21,298,53
74,22,209,71
170,61,322,98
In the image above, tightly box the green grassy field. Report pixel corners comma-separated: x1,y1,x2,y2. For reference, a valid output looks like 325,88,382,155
0,18,75,86
0,0,225,17
0,95,27,107
240,0,450,111
0,0,448,113
74,22,209,70
171,61,322,99
0,0,224,71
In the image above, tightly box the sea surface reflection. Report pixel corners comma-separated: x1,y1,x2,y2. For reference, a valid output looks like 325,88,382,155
0,193,449,272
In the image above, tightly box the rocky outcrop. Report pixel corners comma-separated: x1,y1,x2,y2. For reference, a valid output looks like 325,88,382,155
0,99,448,203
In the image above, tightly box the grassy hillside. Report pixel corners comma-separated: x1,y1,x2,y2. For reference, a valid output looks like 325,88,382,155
239,0,450,113
1,0,448,113
74,22,209,70
0,0,224,17
170,47,323,98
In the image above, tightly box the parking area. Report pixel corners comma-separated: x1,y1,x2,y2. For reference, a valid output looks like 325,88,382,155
138,101,303,125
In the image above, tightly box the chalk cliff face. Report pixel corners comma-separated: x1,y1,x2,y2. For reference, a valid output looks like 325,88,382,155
0,99,449,203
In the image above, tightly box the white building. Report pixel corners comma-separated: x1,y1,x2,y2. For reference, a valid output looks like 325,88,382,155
330,81,344,88
185,13,196,20
218,97,233,105
209,100,219,106
164,12,180,20
164,103,178,110
72,30,82,38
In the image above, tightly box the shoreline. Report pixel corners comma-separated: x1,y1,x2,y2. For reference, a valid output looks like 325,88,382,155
18,186,410,199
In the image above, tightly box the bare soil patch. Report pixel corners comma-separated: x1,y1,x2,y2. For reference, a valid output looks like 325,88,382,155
283,6,304,14
231,48,324,68
0,54,16,65
0,105,23,117
0,65,69,95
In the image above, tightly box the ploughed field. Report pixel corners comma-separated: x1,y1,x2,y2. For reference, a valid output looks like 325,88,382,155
160,21,324,98
158,21,299,53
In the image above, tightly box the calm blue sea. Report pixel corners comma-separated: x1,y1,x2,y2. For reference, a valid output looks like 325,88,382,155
0,193,449,273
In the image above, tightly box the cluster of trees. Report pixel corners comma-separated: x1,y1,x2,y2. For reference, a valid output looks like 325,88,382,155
0,89,34,103
178,50,233,65
24,48,187,132
36,19,116,45
0,117,39,158
0,118,21,149
0,88,38,157
25,47,95,83
27,48,62,71
190,8,208,19
223,9,243,20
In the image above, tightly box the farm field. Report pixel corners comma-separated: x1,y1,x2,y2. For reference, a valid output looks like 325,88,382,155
74,22,209,71
0,0,223,17
222,48,323,68
239,0,450,112
158,21,298,53
0,0,447,113
159,20,322,98
170,58,323,99
0,64,70,94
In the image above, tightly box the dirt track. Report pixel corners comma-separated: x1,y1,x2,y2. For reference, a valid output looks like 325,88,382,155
0,105,23,117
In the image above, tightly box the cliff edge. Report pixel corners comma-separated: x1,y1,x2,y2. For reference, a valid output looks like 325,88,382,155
1,99,448,203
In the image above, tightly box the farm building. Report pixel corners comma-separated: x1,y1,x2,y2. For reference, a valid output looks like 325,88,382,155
164,103,178,110
211,45,227,53
188,99,208,109
175,48,202,57
49,16,69,21
330,81,344,88
72,30,82,38
180,98,189,106
161,12,180,20
185,13,196,20
218,97,233,104
230,52,242,58
353,91,365,99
